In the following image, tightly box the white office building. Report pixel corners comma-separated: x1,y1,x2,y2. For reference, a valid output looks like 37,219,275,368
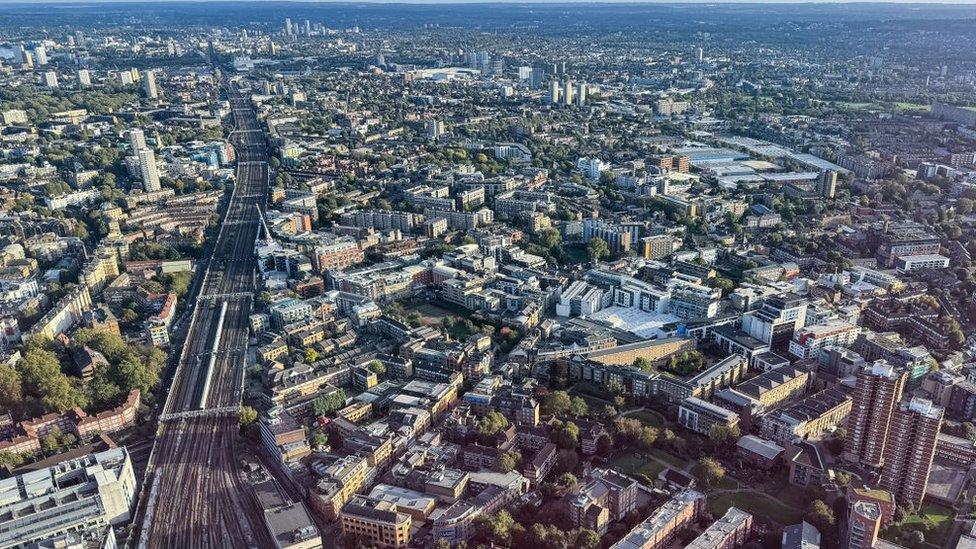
0,448,137,548
138,148,161,192
128,128,147,152
34,45,48,66
576,157,608,181
143,70,159,99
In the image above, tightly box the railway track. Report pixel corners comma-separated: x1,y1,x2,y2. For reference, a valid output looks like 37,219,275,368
133,85,272,548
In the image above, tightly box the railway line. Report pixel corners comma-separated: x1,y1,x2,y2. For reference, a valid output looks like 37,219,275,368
133,84,272,548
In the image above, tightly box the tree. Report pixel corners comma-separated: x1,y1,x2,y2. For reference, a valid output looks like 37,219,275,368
598,404,616,419
18,348,87,413
555,449,579,474
632,357,653,372
805,500,835,533
0,363,22,412
161,272,192,297
367,360,386,377
576,529,600,549
475,510,517,546
477,411,509,441
543,391,572,416
709,424,741,445
569,396,588,418
239,405,258,426
312,388,347,416
304,348,319,363
614,417,643,443
112,358,160,397
87,369,122,408
587,237,609,262
695,457,726,487
958,198,974,215
41,427,63,454
0,451,26,469
834,471,851,488
557,472,579,494
121,308,140,324
311,432,327,448
554,422,580,449
961,423,976,442
636,426,659,451
494,452,517,473
905,529,925,547
538,228,561,249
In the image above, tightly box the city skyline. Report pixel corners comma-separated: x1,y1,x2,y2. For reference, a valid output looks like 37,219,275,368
0,2,974,548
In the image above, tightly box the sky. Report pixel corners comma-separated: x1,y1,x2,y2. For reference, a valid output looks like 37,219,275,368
0,0,974,4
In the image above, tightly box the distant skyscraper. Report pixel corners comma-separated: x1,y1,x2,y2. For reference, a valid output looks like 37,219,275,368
34,45,48,66
138,148,161,192
478,51,490,74
529,67,544,90
43,71,58,88
167,39,176,56
304,19,311,35
77,69,91,88
143,70,159,99
843,360,907,468
75,31,86,48
879,398,942,509
426,120,445,140
576,81,587,106
285,18,293,36
128,129,147,152
549,80,560,104
563,77,574,106
697,47,704,63
818,170,837,199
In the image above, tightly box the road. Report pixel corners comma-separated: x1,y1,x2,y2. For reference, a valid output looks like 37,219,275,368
132,83,272,549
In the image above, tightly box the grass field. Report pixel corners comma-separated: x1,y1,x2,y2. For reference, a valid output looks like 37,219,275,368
648,448,687,469
772,483,813,509
403,300,460,326
562,243,590,264
609,452,665,480
833,101,930,113
880,502,955,548
628,409,667,428
707,492,803,526
894,102,931,112
575,393,611,410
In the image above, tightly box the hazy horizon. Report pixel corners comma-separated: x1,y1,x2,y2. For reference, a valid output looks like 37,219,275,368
0,0,975,4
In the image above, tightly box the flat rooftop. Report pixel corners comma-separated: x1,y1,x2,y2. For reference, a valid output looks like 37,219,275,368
588,306,680,339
